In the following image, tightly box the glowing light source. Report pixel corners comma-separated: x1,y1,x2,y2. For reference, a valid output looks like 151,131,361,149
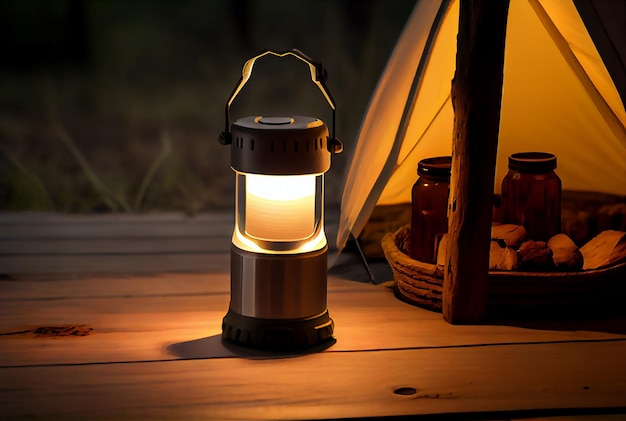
245,174,316,241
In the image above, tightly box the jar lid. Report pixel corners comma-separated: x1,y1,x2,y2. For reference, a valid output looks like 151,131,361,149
417,156,452,178
508,152,557,173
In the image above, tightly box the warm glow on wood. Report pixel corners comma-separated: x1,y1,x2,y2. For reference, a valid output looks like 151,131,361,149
245,174,316,241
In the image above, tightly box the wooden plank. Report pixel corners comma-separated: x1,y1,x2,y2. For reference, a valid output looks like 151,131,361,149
1,341,625,420
0,219,231,239
0,253,231,274
1,275,625,367
0,273,230,297
0,211,234,226
0,237,229,255
445,0,510,323
0,212,339,275
1,213,623,419
0,212,233,273
0,212,339,241
0,232,337,256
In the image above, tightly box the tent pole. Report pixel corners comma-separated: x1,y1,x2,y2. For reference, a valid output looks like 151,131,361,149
350,232,376,284
443,0,510,323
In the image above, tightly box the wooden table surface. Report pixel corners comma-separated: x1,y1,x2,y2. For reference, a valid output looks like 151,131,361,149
1,212,626,420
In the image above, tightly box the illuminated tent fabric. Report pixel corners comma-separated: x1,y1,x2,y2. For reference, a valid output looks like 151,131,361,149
336,0,626,254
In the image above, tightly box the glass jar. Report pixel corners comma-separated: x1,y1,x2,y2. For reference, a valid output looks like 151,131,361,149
409,156,451,263
501,152,561,241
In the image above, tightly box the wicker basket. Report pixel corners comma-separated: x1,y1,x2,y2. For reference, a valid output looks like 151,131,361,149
381,225,626,315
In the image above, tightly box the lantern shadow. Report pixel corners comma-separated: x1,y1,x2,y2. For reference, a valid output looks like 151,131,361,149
167,334,337,360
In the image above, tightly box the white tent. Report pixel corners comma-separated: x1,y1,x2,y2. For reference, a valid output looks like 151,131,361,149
337,0,626,254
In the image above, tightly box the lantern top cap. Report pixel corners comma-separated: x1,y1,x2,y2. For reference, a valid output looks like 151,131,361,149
231,115,331,175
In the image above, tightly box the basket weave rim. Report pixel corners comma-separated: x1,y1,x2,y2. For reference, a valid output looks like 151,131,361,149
382,225,626,280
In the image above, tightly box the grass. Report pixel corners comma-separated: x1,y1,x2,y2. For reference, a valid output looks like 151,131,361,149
0,0,414,213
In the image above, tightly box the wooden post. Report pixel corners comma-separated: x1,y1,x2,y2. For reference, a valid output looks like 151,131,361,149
443,0,510,323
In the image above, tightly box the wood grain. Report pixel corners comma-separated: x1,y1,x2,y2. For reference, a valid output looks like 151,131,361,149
2,275,626,368
0,212,234,239
1,213,626,419
444,0,510,323
0,211,339,274
2,341,626,420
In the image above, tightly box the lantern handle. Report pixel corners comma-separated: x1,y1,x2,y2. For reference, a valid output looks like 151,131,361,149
218,49,342,154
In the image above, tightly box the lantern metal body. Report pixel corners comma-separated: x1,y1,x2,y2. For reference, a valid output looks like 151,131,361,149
220,51,342,350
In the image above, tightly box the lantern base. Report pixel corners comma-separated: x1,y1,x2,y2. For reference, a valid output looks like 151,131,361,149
222,309,334,351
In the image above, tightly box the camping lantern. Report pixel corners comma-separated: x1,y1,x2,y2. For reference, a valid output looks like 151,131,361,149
219,50,342,350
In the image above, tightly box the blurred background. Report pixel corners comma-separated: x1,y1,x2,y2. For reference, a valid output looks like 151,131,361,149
0,0,415,214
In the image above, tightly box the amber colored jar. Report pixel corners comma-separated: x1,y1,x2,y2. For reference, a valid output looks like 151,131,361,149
409,156,451,263
501,152,562,241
